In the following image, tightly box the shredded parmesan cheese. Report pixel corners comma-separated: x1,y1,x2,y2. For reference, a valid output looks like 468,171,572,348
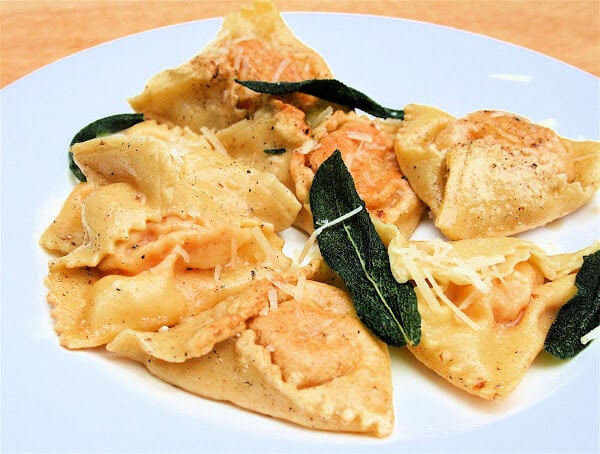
581,325,600,345
293,273,307,302
272,58,291,81
233,51,243,74
259,278,280,318
403,254,441,311
310,105,334,127
267,288,279,311
294,138,318,155
213,264,222,282
389,241,509,329
173,245,190,264
239,56,250,79
200,127,229,156
297,205,363,264
424,268,481,330
457,288,479,311
345,131,373,142
271,280,298,299
212,47,229,56
168,147,184,165
252,226,274,262
391,241,501,292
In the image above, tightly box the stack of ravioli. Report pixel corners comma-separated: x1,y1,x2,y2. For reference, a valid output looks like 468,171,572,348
40,0,600,437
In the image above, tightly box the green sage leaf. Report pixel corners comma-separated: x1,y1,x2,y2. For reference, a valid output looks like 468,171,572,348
236,79,404,120
309,150,420,347
69,113,145,182
544,249,600,359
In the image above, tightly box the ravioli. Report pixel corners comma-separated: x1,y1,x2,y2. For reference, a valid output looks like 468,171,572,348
395,104,600,239
129,0,333,131
388,233,599,399
290,110,425,236
41,121,300,348
111,278,394,437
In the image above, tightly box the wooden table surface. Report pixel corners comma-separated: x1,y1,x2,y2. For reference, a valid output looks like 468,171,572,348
1,0,599,88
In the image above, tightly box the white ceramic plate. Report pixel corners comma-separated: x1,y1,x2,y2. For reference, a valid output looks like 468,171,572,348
2,12,599,453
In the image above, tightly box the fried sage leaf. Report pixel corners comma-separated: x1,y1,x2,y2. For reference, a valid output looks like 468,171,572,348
309,150,420,347
69,113,145,181
236,79,404,120
544,249,600,359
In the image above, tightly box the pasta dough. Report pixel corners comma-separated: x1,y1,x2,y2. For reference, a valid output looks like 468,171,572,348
395,104,600,239
129,0,333,131
388,233,599,399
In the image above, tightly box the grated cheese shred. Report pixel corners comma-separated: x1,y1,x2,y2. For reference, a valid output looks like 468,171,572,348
310,105,334,127
267,287,279,312
581,325,600,345
346,131,373,142
213,263,222,282
398,248,441,311
424,268,481,330
201,127,229,156
271,280,297,299
457,288,479,311
169,147,185,165
173,245,191,264
294,138,318,155
294,272,306,302
272,58,291,82
297,205,363,264
252,226,274,262
390,241,510,329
